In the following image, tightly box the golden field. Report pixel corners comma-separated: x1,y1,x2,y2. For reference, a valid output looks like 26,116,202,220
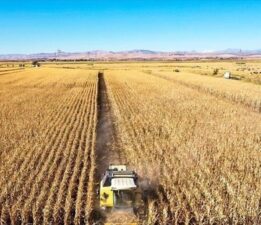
0,68,97,224
0,61,260,225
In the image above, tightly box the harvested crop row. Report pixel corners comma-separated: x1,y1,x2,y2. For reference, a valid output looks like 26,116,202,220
105,70,261,224
0,68,98,224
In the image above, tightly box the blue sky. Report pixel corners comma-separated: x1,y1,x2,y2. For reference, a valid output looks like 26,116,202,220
0,0,261,54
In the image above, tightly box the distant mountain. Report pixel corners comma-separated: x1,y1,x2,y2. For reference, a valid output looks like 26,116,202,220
216,49,261,55
127,50,158,54
0,49,261,61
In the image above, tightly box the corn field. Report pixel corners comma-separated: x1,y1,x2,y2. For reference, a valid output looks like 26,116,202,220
105,69,261,224
0,62,260,225
0,68,97,224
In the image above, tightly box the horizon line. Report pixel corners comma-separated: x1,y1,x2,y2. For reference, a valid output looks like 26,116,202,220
1,48,261,55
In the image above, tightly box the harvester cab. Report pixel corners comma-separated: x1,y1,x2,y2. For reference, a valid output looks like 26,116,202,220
99,165,145,222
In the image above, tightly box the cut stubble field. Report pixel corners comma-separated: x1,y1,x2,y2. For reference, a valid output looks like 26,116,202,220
0,62,260,225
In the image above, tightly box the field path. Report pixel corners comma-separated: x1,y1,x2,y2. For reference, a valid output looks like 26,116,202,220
95,72,121,178
92,72,125,224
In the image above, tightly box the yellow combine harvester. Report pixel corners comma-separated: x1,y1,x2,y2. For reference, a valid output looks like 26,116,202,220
99,165,145,225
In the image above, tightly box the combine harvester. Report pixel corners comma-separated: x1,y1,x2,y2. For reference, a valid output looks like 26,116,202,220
99,165,146,225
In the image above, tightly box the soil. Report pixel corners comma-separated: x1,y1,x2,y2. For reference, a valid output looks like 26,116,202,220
92,72,137,224
95,72,121,178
